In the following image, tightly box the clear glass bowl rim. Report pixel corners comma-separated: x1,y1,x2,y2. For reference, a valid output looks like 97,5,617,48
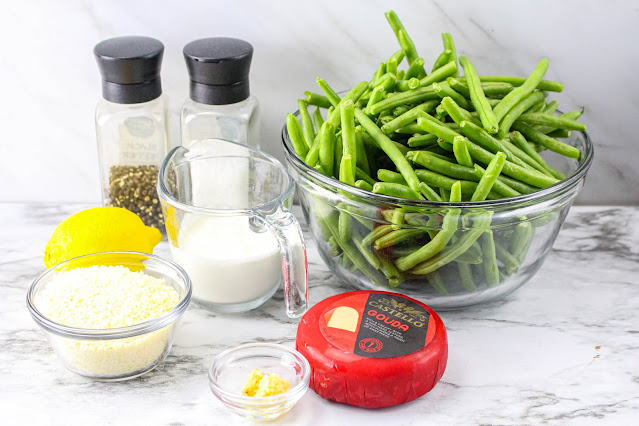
26,251,192,340
281,111,594,209
208,342,311,405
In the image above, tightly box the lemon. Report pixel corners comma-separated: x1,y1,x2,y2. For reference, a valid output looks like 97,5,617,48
44,207,162,268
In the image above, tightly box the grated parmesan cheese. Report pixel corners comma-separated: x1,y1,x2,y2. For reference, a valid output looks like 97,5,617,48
39,265,181,378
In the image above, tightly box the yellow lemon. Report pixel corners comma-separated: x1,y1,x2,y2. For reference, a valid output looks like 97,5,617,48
44,207,162,268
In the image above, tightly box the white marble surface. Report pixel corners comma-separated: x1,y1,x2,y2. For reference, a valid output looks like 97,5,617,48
0,0,638,204
1,203,638,425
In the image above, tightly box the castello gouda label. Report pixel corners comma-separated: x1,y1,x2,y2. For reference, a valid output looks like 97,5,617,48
319,292,436,358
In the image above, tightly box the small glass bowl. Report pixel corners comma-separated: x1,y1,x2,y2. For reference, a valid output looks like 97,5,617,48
26,251,192,381
209,343,311,421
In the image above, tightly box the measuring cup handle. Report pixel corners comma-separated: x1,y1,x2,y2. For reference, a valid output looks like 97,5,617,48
265,207,308,318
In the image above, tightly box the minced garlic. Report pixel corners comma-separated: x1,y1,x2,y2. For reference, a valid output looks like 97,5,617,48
242,368,291,397
39,265,180,377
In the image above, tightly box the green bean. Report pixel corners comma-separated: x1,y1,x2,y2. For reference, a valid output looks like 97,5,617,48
372,182,425,200
527,100,546,113
471,152,506,201
426,270,449,295
453,136,473,167
377,252,402,284
373,73,397,92
498,134,556,177
473,164,521,198
459,56,499,134
419,61,458,88
354,107,422,192
416,114,462,143
355,179,373,192
441,33,459,77
338,209,352,242
454,247,483,264
455,76,563,92
340,100,357,176
395,123,422,134
339,154,355,186
398,29,420,65
352,233,381,269
374,229,428,250
496,91,545,139
441,96,481,127
355,132,371,175
393,105,411,117
458,121,533,171
390,208,406,231
370,63,387,88
313,107,325,133
334,131,343,176
409,151,478,181
509,131,565,180
439,188,450,201
415,168,499,199
418,182,443,202
512,122,580,159
316,78,341,107
493,58,550,122
305,91,333,109
396,70,406,81
368,86,439,114
457,262,477,292
388,49,406,65
496,173,538,195
546,129,571,139
406,58,426,79
318,122,335,177
377,169,406,184
516,112,586,131
448,79,514,99
433,80,472,111
355,167,376,186
481,230,499,287
431,49,452,72
359,127,411,156
381,100,439,134
533,109,584,134
395,181,462,271
328,236,341,257
495,241,520,275
511,221,534,263
365,86,386,116
386,57,398,76
407,133,438,148
542,100,559,114
411,213,492,274
363,225,393,246
461,136,559,188
286,113,309,158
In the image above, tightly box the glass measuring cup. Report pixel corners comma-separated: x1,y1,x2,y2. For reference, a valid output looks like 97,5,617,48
157,139,307,318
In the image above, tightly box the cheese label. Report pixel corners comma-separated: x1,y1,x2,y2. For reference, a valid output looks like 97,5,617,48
319,292,436,358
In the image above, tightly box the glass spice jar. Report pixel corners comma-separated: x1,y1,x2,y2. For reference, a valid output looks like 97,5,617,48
94,36,169,233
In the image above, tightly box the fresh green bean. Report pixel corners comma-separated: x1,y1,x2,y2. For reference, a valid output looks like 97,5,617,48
372,182,425,200
493,58,550,122
542,100,559,114
433,80,473,111
439,188,450,201
546,129,571,139
509,131,565,180
448,79,514,99
411,213,492,274
395,181,462,271
473,164,521,198
377,169,407,184
471,152,507,201
441,96,481,127
386,57,398,76
516,112,586,131
305,91,333,109
328,236,341,257
456,76,563,92
533,109,584,134
393,105,411,117
355,132,370,175
316,78,341,107
419,61,458,88
365,86,386,116
416,114,462,143
368,86,439,114
459,56,499,134
395,123,422,134
353,233,381,269
340,100,357,176
495,241,520,275
458,262,477,292
339,154,355,186
499,134,556,176
355,179,373,192
380,100,439,134
374,228,427,250
441,33,459,77
370,63,386,88
318,122,335,177
354,107,422,192
286,113,309,158
409,151,478,181
418,182,444,202
426,270,449,295
415,169,491,197
338,207,352,242
496,91,545,139
511,221,534,262
407,133,438,148
374,73,397,92
453,136,473,167
313,107,325,133
355,167,376,186
359,127,411,155
431,49,452,72
481,230,499,287
512,122,580,159
363,224,393,246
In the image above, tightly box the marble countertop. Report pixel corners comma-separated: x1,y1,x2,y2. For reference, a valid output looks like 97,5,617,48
1,203,638,425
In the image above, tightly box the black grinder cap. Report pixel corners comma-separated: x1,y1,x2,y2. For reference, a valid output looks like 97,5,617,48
183,37,253,105
94,36,164,104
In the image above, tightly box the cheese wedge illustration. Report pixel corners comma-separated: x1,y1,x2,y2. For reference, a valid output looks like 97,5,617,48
324,306,359,332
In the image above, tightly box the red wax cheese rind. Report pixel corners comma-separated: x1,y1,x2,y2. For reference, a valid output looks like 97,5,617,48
296,290,447,409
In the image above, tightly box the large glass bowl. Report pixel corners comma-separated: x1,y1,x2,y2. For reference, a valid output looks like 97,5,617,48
26,251,192,381
281,118,593,310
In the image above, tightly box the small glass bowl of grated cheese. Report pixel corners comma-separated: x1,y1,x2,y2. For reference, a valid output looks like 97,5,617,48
27,251,191,381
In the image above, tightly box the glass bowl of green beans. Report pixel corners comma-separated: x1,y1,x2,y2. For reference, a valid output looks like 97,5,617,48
280,11,594,309
281,109,593,310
